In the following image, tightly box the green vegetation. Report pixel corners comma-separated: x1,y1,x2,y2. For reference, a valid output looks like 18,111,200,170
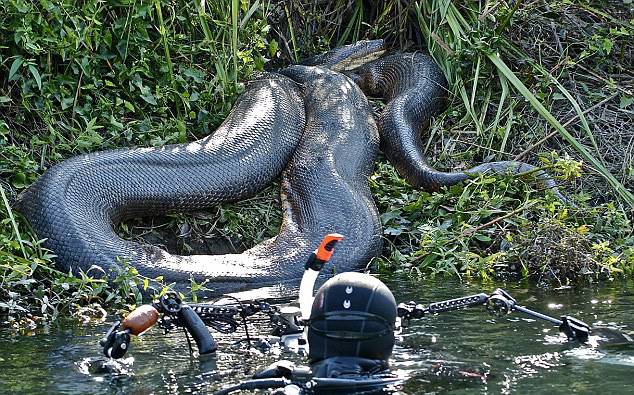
1,0,633,326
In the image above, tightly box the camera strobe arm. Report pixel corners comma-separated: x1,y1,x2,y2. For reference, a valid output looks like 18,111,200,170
487,289,590,341
397,293,490,319
397,288,591,342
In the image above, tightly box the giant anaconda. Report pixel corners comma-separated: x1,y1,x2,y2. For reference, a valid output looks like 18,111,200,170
16,43,383,294
16,41,565,294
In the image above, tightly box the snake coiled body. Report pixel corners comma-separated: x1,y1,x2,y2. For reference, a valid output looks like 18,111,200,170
17,64,381,294
17,73,307,292
16,42,566,294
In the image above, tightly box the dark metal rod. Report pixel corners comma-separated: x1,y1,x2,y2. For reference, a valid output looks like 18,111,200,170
513,304,562,325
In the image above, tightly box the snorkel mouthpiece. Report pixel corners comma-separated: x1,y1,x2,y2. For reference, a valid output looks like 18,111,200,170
310,233,344,269
299,233,344,320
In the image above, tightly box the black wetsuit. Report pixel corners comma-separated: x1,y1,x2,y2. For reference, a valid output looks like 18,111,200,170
311,356,390,379
254,357,396,394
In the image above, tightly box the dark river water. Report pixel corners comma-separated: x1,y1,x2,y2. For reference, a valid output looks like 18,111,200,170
1,277,633,394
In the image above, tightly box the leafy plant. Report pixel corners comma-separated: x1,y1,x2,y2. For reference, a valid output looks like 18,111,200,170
1,0,632,327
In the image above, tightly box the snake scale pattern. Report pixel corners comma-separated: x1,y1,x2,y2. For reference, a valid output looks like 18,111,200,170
16,40,565,294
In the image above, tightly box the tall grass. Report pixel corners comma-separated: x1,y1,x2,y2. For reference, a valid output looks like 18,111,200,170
414,0,634,206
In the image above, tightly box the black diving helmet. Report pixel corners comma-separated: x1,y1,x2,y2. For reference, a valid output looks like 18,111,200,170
307,272,397,363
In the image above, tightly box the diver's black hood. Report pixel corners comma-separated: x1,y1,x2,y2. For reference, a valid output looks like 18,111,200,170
308,272,397,363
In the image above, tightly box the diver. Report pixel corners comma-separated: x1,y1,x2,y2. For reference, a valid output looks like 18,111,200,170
227,271,401,395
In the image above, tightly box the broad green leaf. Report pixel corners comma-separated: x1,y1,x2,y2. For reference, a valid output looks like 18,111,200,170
268,39,279,58
11,172,27,188
140,93,157,105
380,210,403,224
110,115,124,130
8,57,23,81
140,88,157,105
28,64,42,90
620,96,633,109
182,68,205,83
124,100,135,112
474,234,492,242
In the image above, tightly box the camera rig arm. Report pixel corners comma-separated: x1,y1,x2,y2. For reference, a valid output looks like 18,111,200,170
100,233,345,360
396,288,591,342
99,292,278,359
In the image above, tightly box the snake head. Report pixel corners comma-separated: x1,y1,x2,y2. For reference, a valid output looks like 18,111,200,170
301,39,387,72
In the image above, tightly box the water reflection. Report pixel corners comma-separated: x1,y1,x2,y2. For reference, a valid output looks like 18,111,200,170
1,278,633,394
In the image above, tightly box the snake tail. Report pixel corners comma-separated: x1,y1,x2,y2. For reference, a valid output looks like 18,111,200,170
350,52,569,202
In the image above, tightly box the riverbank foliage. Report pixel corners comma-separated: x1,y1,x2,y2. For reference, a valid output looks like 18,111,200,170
1,0,633,326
